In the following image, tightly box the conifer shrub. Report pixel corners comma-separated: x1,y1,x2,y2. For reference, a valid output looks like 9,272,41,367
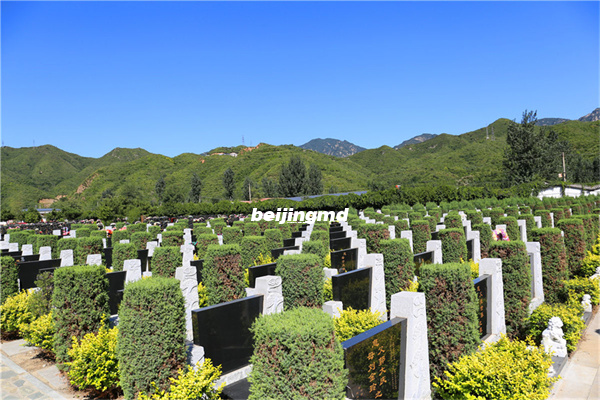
0,290,33,337
57,237,79,254
433,335,556,400
551,208,565,224
127,223,147,234
264,228,283,251
28,271,54,318
527,303,585,353
248,307,347,399
572,214,597,252
424,216,437,232
147,225,161,240
520,213,535,241
380,239,415,308
557,219,587,277
520,205,532,214
535,210,552,228
162,230,184,247
76,237,104,265
357,224,390,253
210,219,226,235
275,254,323,309
111,229,130,243
76,227,92,238
562,206,572,218
411,220,431,254
438,228,467,263
276,223,292,240
310,230,329,249
419,263,479,380
1,256,18,304
333,307,383,342
505,206,519,218
243,222,261,236
116,222,126,229
393,218,409,233
490,208,504,226
151,246,182,278
90,230,106,238
531,228,569,304
409,211,424,223
34,234,59,258
444,213,462,229
465,210,483,225
241,236,268,267
571,204,583,215
203,244,245,305
489,241,531,338
194,226,213,236
195,234,219,260
117,277,187,399
7,230,32,247
302,240,328,261
52,265,109,369
382,216,395,225
112,242,138,272
499,216,520,241
131,231,152,250
222,226,243,245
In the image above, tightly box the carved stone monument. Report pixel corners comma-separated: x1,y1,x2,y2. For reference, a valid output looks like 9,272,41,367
176,265,200,341
542,317,567,358
60,249,74,267
86,254,102,266
21,244,33,256
123,259,142,284
582,294,592,313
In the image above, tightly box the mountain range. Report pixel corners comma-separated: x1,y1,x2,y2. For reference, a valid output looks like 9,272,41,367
1,109,598,213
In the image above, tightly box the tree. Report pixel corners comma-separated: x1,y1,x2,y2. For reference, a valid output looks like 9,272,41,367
306,164,323,195
223,168,235,200
278,156,307,197
242,177,254,201
23,209,42,223
189,173,202,203
155,176,166,204
262,177,279,198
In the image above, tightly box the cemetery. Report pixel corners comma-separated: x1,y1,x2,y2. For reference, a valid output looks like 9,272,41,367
0,194,599,399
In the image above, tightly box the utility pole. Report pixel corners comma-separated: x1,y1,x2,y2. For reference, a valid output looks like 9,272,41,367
248,181,252,201
562,152,566,182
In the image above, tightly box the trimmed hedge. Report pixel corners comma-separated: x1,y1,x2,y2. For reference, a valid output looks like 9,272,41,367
264,229,283,251
162,230,184,247
275,254,323,309
241,236,269,267
117,277,187,399
210,220,226,235
380,239,415,309
112,243,138,272
419,263,479,381
498,216,520,242
57,237,79,254
424,216,437,233
438,228,467,263
127,223,148,234
1,256,18,304
556,219,587,277
551,208,565,224
572,214,597,252
505,206,519,219
151,246,182,278
195,234,219,260
222,226,243,245
147,225,162,239
76,227,92,238
411,220,431,254
356,224,390,253
489,241,531,338
248,307,347,399
111,229,130,242
472,223,492,258
7,230,33,247
52,265,109,369
131,231,152,250
34,234,59,258
203,244,245,305
76,237,104,265
444,213,462,229
90,230,106,238
465,210,483,225
531,228,569,304
535,210,552,228
302,240,328,261
275,223,292,240
393,219,409,233
310,230,329,250
490,208,504,226
520,213,535,241
243,222,261,237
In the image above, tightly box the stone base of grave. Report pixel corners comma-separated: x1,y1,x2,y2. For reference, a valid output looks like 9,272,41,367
222,378,251,400
583,311,593,325
549,355,568,379
109,314,119,328
215,364,252,389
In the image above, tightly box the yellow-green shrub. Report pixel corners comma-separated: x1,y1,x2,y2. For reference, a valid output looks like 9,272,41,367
323,278,333,302
21,313,55,357
0,290,33,337
67,325,120,397
527,303,585,353
333,307,382,342
197,282,208,308
562,277,600,305
580,251,600,277
137,359,224,400
433,336,556,400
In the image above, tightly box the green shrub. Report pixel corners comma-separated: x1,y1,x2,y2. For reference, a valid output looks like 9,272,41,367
380,239,415,309
531,228,569,304
147,225,161,239
393,218,409,233
241,236,269,268
210,220,226,235
464,210,483,225
111,229,130,243
194,226,213,236
116,222,126,229
310,230,329,250
57,237,79,255
76,227,92,238
264,229,283,251
490,208,505,226
505,206,519,219
333,307,382,342
203,244,245,306
419,263,479,380
128,223,148,234
580,251,600,278
527,302,585,353
409,211,424,223
489,241,531,338
323,278,333,302
276,222,292,239
131,231,152,250
90,230,106,238
411,220,431,254
276,254,323,309
0,290,33,337
302,240,328,261
383,216,395,225
551,208,565,224
248,307,347,399
137,359,224,400
76,237,104,265
356,224,390,253
424,216,437,233
562,277,600,305
52,265,109,369
438,228,467,263
557,219,587,277
499,216,520,242
152,246,182,278
112,242,138,272
28,271,54,318
243,222,261,236
21,312,55,357
195,234,219,260
472,223,492,259
535,210,552,228
572,214,597,252
433,335,556,400
117,277,187,399
444,213,462,229
8,230,32,247
34,234,59,258
222,226,243,245
520,205,532,215
1,256,18,304
162,230,184,247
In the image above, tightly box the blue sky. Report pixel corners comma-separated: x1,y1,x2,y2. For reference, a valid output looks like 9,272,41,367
2,1,598,158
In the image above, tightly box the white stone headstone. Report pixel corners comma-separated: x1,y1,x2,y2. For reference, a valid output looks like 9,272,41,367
517,219,527,242
582,294,592,313
482,217,492,226
323,301,343,318
479,258,507,341
0,241,9,250
526,242,545,312
157,234,162,244
400,230,413,253
180,244,194,268
466,230,481,263
60,249,74,267
21,244,33,256
533,216,542,228
146,241,158,257
176,265,200,341
549,212,555,228
4,234,10,243
361,254,386,321
254,275,284,315
102,238,107,248
39,246,52,260
123,259,142,284
86,254,102,266
9,243,19,252
323,268,338,280
426,240,443,264
52,229,62,236
119,239,130,244
388,225,396,239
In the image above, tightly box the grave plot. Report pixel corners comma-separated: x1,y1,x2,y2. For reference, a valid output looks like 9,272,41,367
473,274,492,340
331,248,358,273
18,258,61,290
332,267,372,311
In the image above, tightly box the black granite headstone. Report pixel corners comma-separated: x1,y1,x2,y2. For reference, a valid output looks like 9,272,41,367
329,231,347,240
431,231,439,241
332,267,371,311
330,237,352,251
473,274,491,340
191,295,264,374
270,246,299,260
413,252,433,272
291,231,303,238
21,254,40,262
103,247,113,269
329,226,344,233
466,239,474,261
330,248,358,273
191,259,204,283
283,238,296,247
342,317,407,400
137,249,149,272
18,259,61,290
106,271,127,315
248,263,277,288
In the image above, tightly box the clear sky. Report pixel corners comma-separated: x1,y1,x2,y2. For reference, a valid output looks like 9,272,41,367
2,1,598,158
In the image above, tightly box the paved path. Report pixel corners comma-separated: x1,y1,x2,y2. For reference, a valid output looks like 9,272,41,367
550,309,600,400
